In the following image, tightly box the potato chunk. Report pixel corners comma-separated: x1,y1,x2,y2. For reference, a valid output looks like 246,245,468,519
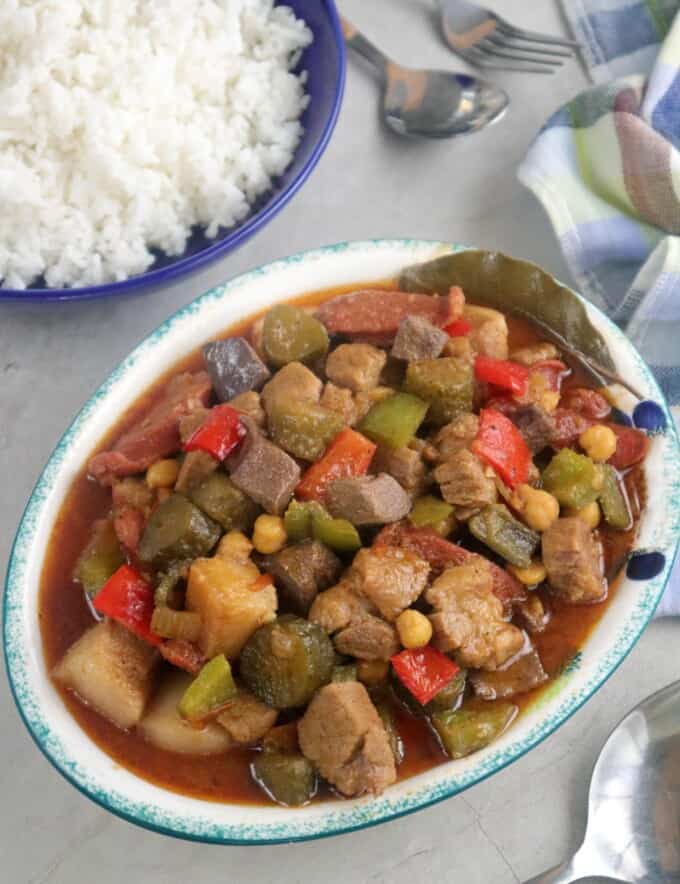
54,620,158,730
186,556,277,658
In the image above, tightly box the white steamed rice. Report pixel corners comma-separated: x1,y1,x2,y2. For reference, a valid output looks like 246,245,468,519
0,0,312,289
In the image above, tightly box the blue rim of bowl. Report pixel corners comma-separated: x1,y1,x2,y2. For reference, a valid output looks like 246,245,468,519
0,0,346,304
4,239,680,844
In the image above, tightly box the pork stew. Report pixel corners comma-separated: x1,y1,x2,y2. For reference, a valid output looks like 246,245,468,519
41,281,648,808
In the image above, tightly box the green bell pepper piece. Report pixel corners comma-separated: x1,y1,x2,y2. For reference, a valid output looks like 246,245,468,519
74,519,124,597
251,752,317,807
331,663,358,683
268,402,345,461
431,701,517,759
311,513,361,552
403,357,474,426
359,392,428,449
374,699,405,765
188,472,258,532
283,500,327,542
262,304,329,368
468,504,540,568
409,495,455,536
178,654,237,721
599,464,632,531
391,668,466,717
542,448,600,509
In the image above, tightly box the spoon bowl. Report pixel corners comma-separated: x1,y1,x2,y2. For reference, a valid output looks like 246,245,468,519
528,679,680,883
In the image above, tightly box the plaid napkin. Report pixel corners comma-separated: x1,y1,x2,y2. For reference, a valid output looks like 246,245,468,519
517,0,680,616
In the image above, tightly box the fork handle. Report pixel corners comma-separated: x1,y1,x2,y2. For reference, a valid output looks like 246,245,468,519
340,15,390,79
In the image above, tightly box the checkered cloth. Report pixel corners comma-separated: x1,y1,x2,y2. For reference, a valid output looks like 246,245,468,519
518,0,680,615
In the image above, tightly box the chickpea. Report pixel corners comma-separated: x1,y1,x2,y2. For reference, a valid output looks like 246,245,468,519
357,659,389,686
579,425,617,462
566,500,601,530
396,609,433,649
145,458,179,489
252,515,287,555
514,484,560,533
508,559,547,586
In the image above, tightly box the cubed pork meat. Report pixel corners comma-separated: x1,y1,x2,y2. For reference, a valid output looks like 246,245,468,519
433,449,497,516
226,418,300,515
391,315,448,362
175,450,219,493
352,546,430,621
178,407,210,444
433,413,480,461
308,573,375,634
334,613,400,661
371,444,427,497
229,391,266,428
326,473,411,526
54,620,159,729
216,690,278,744
325,343,387,393
111,478,154,555
507,403,555,454
463,305,509,359
425,562,524,670
89,372,212,485
298,682,397,798
259,540,342,616
469,642,547,699
541,517,606,603
261,362,322,416
320,383,358,426
203,338,271,402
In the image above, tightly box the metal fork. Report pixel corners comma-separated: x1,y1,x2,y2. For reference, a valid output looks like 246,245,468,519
436,0,580,74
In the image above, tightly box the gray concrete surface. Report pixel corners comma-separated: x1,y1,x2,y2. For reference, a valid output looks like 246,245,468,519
1,1,676,882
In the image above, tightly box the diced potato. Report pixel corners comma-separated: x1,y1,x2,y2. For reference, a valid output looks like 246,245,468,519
186,557,277,658
138,671,232,755
463,305,508,359
54,620,158,730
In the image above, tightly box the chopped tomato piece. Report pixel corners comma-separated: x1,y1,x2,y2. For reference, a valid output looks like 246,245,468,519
529,360,570,394
92,564,161,646
560,387,612,420
444,318,472,337
184,404,245,462
607,424,650,470
296,428,376,501
473,408,531,488
550,408,594,448
475,356,529,398
391,646,460,706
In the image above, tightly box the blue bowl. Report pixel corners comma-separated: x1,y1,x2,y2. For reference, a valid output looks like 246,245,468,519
0,0,345,303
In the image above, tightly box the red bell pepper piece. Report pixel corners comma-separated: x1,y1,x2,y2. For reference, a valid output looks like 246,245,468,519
444,318,472,337
93,564,161,646
472,408,531,488
607,424,650,470
475,356,529,398
560,387,611,420
184,404,245,462
391,646,460,706
296,428,377,501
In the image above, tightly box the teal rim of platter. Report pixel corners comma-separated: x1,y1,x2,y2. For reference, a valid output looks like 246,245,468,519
4,239,680,845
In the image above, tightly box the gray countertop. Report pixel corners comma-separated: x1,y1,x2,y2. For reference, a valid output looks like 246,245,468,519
1,1,676,881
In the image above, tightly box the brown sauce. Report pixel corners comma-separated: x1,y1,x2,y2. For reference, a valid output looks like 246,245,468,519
39,280,644,805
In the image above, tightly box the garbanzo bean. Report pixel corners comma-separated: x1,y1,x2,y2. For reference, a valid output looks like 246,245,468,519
396,609,433,649
357,660,389,686
579,425,617,462
508,559,548,586
566,500,601,530
514,484,560,533
252,515,287,555
146,458,179,489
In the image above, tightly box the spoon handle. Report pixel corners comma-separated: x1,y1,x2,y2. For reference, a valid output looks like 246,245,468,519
523,848,623,883
522,859,579,884
340,15,390,79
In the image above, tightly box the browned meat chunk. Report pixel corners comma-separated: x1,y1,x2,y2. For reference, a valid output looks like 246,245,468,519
229,391,266,428
463,305,508,359
326,473,411,526
259,540,342,616
518,595,551,633
158,639,206,674
308,573,374,634
227,418,300,515
433,449,497,516
391,315,448,362
89,372,212,485
54,620,158,730
353,546,430,621
203,338,271,402
334,614,400,661
507,403,555,453
542,517,606,603
216,690,278,744
261,362,322,416
178,407,210,444
174,450,219,493
371,445,427,497
510,342,559,366
425,562,524,670
111,478,154,554
325,344,387,393
470,641,547,699
298,682,397,797
433,413,479,461
320,383,358,426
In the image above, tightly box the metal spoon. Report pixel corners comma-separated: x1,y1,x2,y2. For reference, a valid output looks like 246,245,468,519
341,16,508,138
526,679,680,882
